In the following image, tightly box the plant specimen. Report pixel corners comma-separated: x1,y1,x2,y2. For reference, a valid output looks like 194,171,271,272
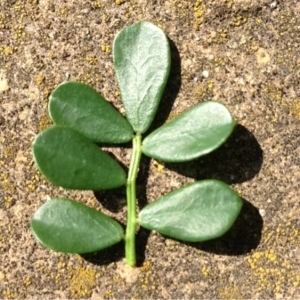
31,21,243,267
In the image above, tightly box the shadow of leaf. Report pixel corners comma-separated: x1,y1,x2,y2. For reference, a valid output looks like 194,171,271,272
81,240,124,266
188,198,263,255
165,124,263,184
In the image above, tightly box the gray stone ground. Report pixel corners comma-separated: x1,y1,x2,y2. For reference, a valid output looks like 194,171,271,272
0,0,299,298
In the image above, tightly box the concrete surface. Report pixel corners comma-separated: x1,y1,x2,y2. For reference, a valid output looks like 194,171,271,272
0,0,299,298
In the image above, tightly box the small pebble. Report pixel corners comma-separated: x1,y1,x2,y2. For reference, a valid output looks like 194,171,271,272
202,70,209,78
270,1,277,9
80,8,90,14
259,208,266,217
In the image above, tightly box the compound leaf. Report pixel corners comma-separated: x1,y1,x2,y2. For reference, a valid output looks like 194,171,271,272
49,81,133,143
31,198,124,253
139,180,243,242
32,126,126,190
142,101,235,162
113,21,171,133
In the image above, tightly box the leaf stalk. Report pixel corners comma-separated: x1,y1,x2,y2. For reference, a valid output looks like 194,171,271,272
125,133,142,266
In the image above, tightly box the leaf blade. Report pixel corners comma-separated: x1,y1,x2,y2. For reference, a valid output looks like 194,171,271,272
31,198,124,253
139,180,243,242
49,81,133,143
113,21,171,133
142,101,235,162
32,126,126,190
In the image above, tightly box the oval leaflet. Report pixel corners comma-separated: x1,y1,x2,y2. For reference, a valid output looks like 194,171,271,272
139,180,243,242
31,198,124,253
113,21,171,133
142,101,235,162
32,126,126,190
49,81,133,143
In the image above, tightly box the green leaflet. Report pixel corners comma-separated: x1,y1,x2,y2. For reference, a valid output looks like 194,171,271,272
113,21,171,133
142,101,235,162
32,126,126,190
31,198,124,253
49,81,133,143
139,180,243,242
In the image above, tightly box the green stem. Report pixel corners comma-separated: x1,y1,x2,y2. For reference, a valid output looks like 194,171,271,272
125,133,142,266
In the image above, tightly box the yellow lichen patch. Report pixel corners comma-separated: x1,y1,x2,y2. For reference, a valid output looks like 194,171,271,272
1,173,16,194
13,1,25,13
1,172,17,208
80,73,94,85
0,224,12,253
3,145,16,162
219,285,243,300
153,161,165,173
43,87,53,100
256,18,263,25
49,270,63,287
217,28,228,42
25,172,43,192
141,260,151,272
105,289,114,298
101,44,111,54
207,81,214,90
35,75,45,85
194,80,215,97
115,0,125,5
201,266,210,277
226,0,233,9
232,16,248,27
13,24,26,39
92,1,104,8
290,99,300,119
2,288,17,300
79,70,101,86
0,46,14,56
246,221,300,294
23,276,32,287
67,267,97,298
0,15,6,29
84,55,98,65
275,12,300,71
38,115,52,132
59,7,67,16
193,0,206,30
263,84,283,102
250,44,259,52
171,0,192,23
134,261,160,293
194,84,207,98
214,57,226,67
265,115,279,124
3,196,15,209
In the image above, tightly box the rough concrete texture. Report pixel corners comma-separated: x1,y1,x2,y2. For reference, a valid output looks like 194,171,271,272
0,0,299,299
